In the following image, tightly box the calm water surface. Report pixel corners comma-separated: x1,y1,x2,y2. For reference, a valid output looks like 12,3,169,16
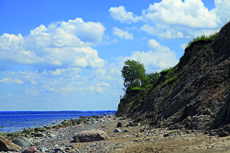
0,111,115,133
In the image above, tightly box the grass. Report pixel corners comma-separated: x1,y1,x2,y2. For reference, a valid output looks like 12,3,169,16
126,101,134,107
131,86,142,90
118,102,123,108
186,32,218,49
131,103,141,112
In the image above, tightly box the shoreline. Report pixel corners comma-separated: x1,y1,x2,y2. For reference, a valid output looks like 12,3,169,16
1,115,230,153
0,111,116,134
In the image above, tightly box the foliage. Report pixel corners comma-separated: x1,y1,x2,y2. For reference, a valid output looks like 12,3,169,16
186,32,218,49
126,101,134,107
121,60,146,90
118,102,123,108
146,72,160,84
131,103,141,112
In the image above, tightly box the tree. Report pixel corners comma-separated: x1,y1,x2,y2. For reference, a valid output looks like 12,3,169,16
146,72,160,84
121,60,146,90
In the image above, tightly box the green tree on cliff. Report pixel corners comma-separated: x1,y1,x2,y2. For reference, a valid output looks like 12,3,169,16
121,60,146,90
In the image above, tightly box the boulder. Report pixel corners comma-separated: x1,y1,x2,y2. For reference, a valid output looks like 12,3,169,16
22,146,38,153
0,137,22,151
73,130,108,142
12,137,33,148
117,122,122,127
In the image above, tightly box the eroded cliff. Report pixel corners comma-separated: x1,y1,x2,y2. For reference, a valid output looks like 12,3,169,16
116,21,230,132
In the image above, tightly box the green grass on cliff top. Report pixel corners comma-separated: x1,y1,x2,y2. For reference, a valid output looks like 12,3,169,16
186,32,218,49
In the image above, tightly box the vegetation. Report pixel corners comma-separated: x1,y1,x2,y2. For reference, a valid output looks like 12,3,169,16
121,60,146,91
126,101,134,107
146,72,160,84
186,32,218,49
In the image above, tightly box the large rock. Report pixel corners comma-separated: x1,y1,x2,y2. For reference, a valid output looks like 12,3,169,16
0,137,22,151
22,146,38,153
73,130,108,142
12,137,33,148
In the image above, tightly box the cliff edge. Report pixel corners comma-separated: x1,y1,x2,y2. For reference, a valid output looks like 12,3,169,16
116,21,230,133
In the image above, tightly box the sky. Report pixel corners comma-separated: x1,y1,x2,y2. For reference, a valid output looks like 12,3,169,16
0,0,229,111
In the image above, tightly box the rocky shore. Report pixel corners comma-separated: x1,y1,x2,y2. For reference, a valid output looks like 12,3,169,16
1,115,230,153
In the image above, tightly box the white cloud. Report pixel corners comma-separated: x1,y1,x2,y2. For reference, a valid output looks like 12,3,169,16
113,27,133,40
0,78,24,84
212,0,230,25
142,0,219,29
119,39,178,72
31,80,37,84
7,94,14,96
0,18,106,70
141,24,185,39
96,87,103,93
180,43,188,50
41,85,57,93
148,39,170,51
108,6,140,23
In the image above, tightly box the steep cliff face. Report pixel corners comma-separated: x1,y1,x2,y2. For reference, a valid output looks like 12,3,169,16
116,21,230,131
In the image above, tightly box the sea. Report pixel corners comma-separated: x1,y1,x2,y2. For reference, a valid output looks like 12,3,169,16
0,111,116,134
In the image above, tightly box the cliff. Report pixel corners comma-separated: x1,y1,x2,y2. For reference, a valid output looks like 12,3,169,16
116,21,230,132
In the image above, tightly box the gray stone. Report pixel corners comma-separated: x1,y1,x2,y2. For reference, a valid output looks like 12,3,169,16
73,130,108,142
0,137,22,152
114,128,121,133
12,137,33,148
124,130,130,132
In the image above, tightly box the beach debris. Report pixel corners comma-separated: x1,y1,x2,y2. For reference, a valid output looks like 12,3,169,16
117,122,122,127
73,130,108,142
0,137,22,151
22,146,39,153
12,137,33,148
124,130,130,132
114,128,121,133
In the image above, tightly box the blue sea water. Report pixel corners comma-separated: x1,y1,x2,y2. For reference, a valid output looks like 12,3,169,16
0,111,116,133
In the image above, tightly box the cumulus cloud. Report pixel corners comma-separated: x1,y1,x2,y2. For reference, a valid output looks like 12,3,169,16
113,27,133,40
142,0,219,28
0,78,24,84
148,39,170,51
212,0,230,25
108,6,140,23
141,24,184,38
119,39,178,72
0,18,106,71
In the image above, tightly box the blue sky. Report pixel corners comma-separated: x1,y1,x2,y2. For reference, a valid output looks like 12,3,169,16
0,0,229,111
